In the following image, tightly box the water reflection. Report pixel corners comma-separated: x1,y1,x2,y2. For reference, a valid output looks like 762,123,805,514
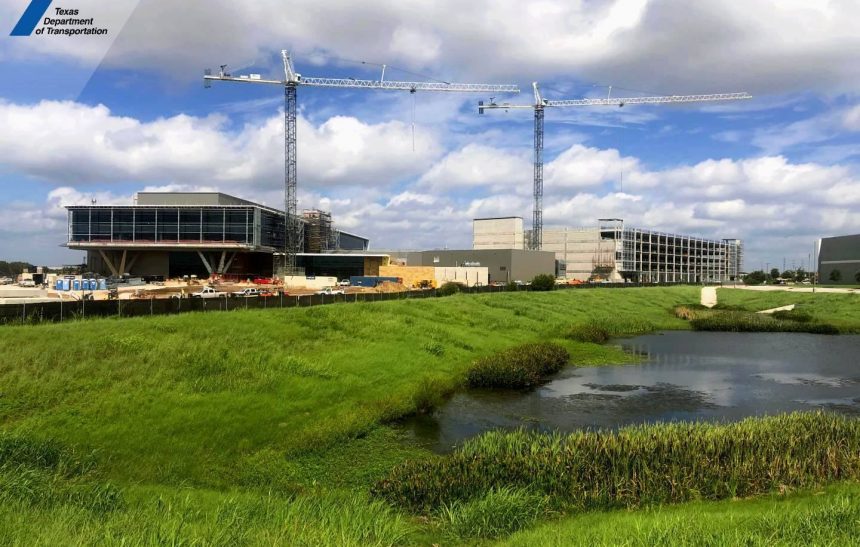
399,332,860,453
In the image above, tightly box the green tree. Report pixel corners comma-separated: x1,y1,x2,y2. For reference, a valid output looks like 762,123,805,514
855,270,860,283
794,268,806,282
743,270,766,285
781,270,794,280
829,269,842,282
770,268,780,280
530,274,556,291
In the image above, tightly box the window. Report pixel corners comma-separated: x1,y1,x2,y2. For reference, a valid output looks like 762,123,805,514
135,209,156,241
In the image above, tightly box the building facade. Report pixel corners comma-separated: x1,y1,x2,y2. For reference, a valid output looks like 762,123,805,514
66,192,368,279
818,234,860,285
474,217,743,282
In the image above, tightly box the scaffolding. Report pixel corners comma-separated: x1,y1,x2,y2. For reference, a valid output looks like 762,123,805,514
302,209,335,253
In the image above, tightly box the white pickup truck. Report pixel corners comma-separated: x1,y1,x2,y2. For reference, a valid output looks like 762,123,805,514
315,286,345,296
190,286,225,299
232,288,260,298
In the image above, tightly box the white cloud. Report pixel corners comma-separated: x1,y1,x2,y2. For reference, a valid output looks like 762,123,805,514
418,144,530,191
6,1,860,96
0,100,441,190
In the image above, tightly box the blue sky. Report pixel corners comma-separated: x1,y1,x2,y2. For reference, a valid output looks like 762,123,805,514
1,0,859,273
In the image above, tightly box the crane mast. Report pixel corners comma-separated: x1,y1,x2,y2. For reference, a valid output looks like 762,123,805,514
480,84,752,250
205,51,519,275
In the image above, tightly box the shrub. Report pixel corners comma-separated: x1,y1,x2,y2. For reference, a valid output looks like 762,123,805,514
566,318,656,343
829,269,842,282
467,343,569,389
439,487,548,540
437,282,464,297
529,274,556,291
566,323,610,343
373,412,860,512
505,281,519,291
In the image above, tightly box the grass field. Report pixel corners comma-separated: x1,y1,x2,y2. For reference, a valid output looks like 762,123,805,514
717,288,860,332
1,285,858,544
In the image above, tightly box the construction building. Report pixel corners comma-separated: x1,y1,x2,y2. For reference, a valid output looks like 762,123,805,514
474,217,743,283
818,234,860,284
66,192,368,279
472,217,525,249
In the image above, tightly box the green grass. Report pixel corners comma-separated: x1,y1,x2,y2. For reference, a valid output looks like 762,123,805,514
0,287,695,488
1,286,859,544
497,482,860,546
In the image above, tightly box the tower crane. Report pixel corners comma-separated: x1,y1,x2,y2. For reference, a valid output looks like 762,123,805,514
204,51,519,275
479,83,752,250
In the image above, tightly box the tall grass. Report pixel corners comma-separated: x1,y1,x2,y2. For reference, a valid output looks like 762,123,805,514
467,343,569,388
0,432,123,514
438,487,549,540
373,412,860,512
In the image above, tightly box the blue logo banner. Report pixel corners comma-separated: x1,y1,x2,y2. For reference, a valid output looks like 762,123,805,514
10,0,53,36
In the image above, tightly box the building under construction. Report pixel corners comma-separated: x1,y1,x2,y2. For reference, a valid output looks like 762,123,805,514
474,217,743,283
66,192,368,279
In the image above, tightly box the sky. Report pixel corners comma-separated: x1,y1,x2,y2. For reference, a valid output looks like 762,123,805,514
1,0,859,272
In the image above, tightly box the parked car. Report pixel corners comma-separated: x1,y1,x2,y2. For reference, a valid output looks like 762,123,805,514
316,286,345,296
190,286,225,299
0,276,13,285
338,279,351,287
232,288,261,298
18,279,36,288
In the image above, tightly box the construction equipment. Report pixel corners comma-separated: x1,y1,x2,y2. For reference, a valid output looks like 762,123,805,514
205,52,519,275
479,84,752,250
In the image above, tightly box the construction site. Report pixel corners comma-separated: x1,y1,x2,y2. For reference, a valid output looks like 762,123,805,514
1,52,753,305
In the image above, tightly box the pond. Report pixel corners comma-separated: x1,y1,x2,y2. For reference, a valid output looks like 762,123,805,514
399,331,860,453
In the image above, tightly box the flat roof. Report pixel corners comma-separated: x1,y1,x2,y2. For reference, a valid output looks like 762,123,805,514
473,216,522,221
295,252,389,258
136,192,262,208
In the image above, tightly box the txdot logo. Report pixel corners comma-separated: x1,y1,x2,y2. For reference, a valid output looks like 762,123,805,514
10,0,109,36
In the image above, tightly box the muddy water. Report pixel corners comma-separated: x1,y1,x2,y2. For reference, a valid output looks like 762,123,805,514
399,332,860,453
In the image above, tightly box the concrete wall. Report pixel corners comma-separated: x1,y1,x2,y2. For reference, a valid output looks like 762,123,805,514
818,234,860,284
508,249,557,283
473,218,524,250
435,267,489,287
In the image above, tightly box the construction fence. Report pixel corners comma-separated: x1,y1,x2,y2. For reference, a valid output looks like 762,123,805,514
0,281,712,326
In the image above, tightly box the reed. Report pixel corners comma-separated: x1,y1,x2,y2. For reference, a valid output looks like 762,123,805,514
373,412,860,512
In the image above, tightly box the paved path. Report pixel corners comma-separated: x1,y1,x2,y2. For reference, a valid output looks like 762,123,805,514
757,304,796,314
701,286,718,308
